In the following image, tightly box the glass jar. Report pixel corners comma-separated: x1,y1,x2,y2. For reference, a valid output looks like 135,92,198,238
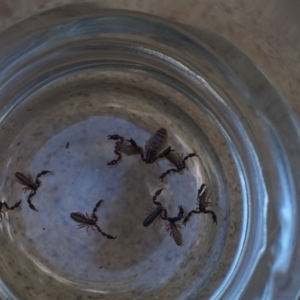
0,1,299,299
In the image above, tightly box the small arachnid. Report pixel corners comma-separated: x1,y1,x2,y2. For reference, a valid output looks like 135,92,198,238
15,170,52,212
159,151,198,181
70,199,116,239
0,199,22,223
164,205,185,246
183,184,217,225
107,135,141,165
143,188,167,227
128,128,174,165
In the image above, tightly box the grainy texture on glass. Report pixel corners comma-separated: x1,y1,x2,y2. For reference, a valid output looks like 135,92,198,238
0,0,299,120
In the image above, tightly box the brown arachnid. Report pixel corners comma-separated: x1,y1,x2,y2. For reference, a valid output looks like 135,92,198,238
0,199,22,223
143,188,167,227
107,128,173,166
183,184,217,225
127,128,174,165
70,199,117,239
107,135,141,165
15,170,52,212
159,151,198,181
164,205,185,246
